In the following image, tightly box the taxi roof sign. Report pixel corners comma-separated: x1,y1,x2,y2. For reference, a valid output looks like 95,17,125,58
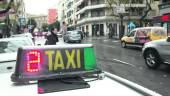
11,44,101,82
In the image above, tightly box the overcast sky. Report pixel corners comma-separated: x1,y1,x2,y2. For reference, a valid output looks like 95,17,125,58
24,0,61,15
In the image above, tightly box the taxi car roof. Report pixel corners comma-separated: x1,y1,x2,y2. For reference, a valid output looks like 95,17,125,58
0,71,161,96
21,44,93,50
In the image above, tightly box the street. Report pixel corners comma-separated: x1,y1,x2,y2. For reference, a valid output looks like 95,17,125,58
35,36,170,96
82,36,170,96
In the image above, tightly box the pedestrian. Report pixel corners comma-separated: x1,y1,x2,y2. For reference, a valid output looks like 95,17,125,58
45,27,59,45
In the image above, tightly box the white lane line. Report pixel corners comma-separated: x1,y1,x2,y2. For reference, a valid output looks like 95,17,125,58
113,59,136,67
112,41,119,43
103,40,108,42
94,43,115,48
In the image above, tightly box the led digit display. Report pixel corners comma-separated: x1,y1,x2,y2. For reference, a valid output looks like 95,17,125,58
26,50,41,72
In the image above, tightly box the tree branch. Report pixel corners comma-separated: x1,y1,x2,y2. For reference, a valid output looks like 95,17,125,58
0,0,13,14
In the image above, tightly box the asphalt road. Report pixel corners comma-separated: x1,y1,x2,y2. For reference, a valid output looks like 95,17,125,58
35,36,170,96
82,36,170,96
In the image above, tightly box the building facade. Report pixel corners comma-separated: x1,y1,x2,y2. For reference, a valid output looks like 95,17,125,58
60,0,159,38
153,0,170,36
60,0,77,29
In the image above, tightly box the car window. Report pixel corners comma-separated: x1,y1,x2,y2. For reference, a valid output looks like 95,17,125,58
153,29,167,36
72,31,80,34
128,30,136,37
136,29,150,37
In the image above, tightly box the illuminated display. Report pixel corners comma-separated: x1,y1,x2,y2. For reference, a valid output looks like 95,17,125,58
11,44,101,82
26,50,41,72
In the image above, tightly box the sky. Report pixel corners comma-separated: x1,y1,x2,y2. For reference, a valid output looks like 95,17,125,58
24,0,61,15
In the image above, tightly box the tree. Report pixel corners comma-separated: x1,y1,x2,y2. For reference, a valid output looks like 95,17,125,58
48,20,60,31
106,0,130,39
42,23,48,32
140,0,154,26
0,0,14,37
106,0,155,39
0,0,22,35
27,18,37,33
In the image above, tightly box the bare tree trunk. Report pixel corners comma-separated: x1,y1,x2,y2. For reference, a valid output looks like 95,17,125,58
119,14,124,39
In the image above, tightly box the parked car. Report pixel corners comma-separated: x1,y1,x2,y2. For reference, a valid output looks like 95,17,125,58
63,30,81,43
121,27,167,48
142,36,170,69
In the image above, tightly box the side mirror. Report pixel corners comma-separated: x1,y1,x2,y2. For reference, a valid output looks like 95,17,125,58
167,36,170,42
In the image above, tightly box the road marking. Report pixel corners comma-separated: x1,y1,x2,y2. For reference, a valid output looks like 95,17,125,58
112,41,119,43
113,59,136,67
94,43,115,48
103,40,108,42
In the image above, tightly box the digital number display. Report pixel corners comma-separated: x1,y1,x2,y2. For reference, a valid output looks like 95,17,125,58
26,50,41,72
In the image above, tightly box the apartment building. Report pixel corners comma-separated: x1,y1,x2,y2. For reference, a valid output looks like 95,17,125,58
60,0,76,28
153,0,170,35
76,0,160,38
60,0,159,38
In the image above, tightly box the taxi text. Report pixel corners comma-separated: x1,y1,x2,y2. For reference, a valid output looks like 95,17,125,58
45,49,81,71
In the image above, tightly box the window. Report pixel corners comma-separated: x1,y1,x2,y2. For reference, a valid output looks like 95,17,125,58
91,0,105,5
128,30,136,37
91,9,105,17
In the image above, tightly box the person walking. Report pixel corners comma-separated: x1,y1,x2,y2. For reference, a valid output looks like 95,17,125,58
45,27,59,45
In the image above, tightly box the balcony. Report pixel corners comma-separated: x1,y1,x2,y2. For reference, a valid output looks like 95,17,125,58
75,0,84,6
76,4,107,15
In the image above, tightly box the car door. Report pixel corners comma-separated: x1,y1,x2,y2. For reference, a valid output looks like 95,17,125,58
164,40,170,63
126,30,136,44
159,38,170,63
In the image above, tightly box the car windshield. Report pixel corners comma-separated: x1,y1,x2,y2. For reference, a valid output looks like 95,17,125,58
72,31,80,34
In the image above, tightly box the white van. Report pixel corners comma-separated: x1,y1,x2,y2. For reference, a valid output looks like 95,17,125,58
121,27,167,48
